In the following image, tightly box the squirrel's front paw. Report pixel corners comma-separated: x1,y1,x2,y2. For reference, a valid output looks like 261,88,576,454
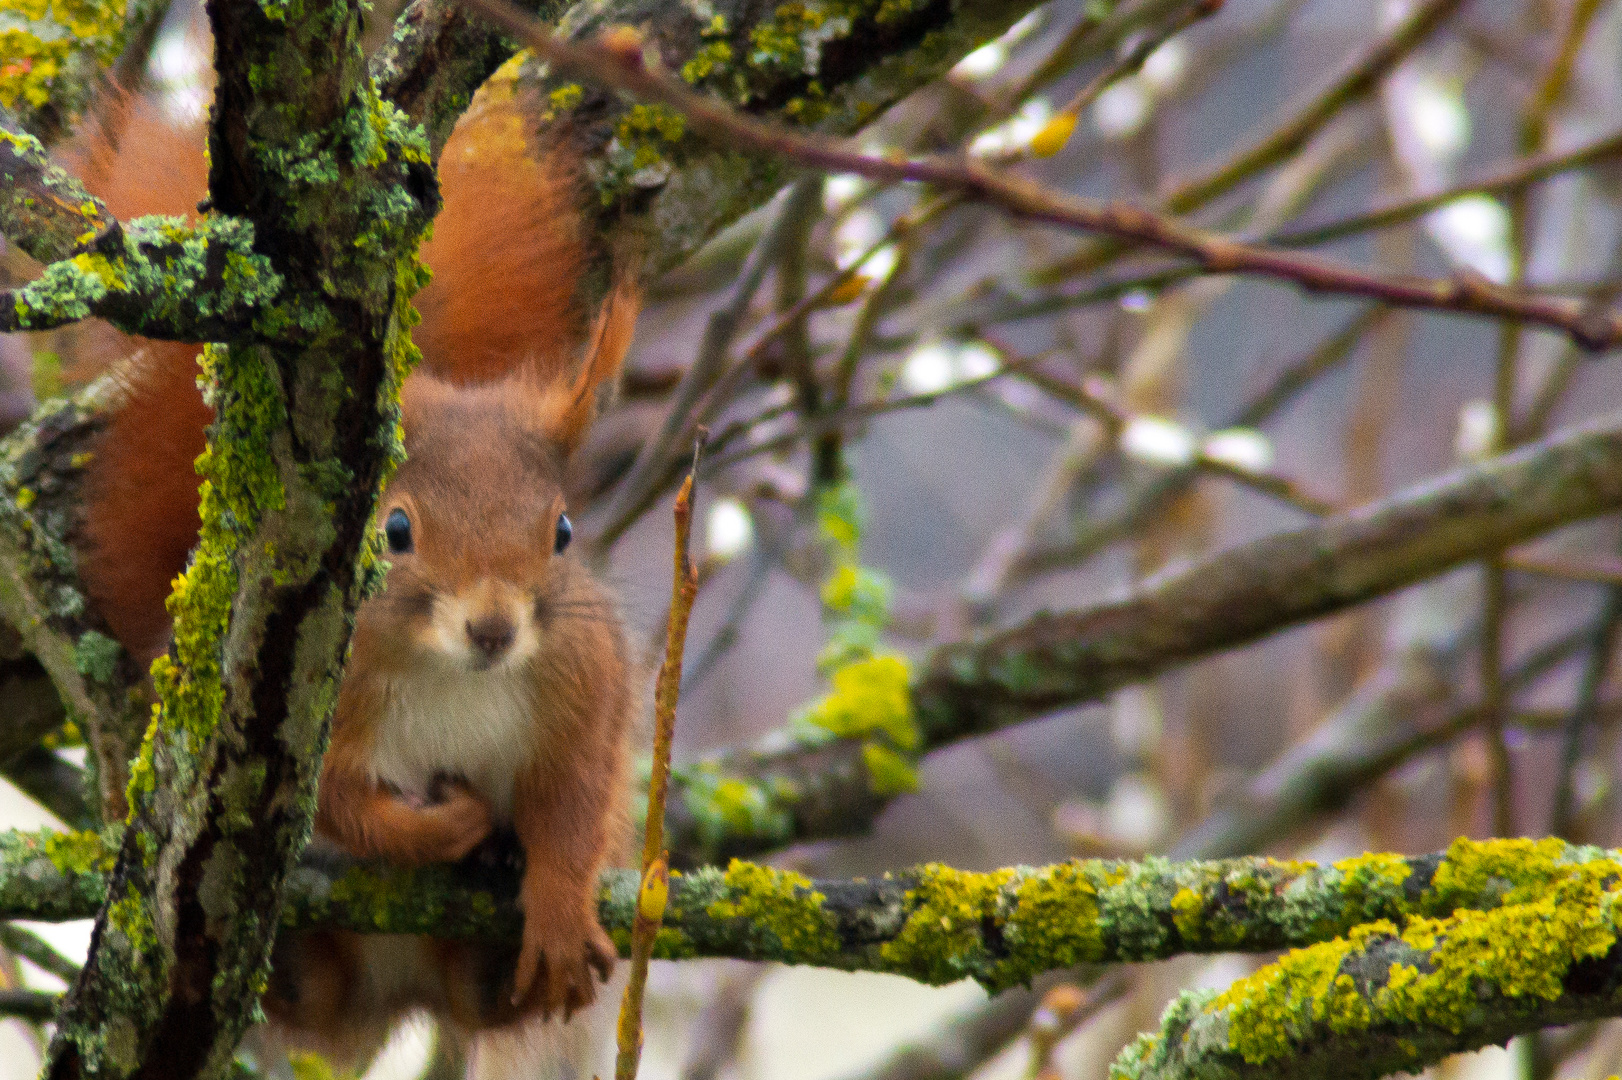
416,783,493,862
512,914,617,1020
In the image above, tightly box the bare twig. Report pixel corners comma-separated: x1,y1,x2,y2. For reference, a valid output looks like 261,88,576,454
459,0,1622,350
1007,305,1385,587
1173,617,1590,859
1048,0,1224,135
1550,540,1622,838
1269,128,1622,248
0,923,80,985
1158,0,1464,213
595,191,808,554
614,443,703,1080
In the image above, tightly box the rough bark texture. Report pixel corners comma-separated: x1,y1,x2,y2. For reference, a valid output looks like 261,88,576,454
38,0,438,1075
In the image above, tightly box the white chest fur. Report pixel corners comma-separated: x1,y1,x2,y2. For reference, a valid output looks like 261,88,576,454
366,663,537,822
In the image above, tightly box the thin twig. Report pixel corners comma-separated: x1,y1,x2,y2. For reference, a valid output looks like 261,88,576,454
614,440,703,1080
0,922,81,985
1159,0,1464,213
1507,553,1622,587
1027,973,1133,1079
595,191,806,554
1005,305,1385,587
1268,128,1622,248
1052,0,1224,128
457,0,1622,351
0,989,61,1023
1550,537,1622,838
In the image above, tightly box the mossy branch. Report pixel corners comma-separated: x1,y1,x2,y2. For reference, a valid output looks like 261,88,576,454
664,411,1622,865
18,825,1622,1080
0,215,283,337
369,0,567,157
0,381,155,818
1114,845,1622,1080
39,0,439,1074
0,125,117,264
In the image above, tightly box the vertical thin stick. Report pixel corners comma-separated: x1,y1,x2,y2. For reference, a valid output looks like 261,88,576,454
614,438,704,1080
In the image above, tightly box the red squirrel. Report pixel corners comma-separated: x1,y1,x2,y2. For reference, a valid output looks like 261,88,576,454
58,83,641,1068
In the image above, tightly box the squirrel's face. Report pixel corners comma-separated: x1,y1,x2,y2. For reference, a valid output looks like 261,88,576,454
355,377,588,675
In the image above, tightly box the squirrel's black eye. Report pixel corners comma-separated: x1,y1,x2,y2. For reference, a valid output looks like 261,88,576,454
554,513,572,554
384,508,413,554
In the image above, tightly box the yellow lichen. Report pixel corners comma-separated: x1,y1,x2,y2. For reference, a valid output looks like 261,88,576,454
880,864,1014,985
706,860,840,962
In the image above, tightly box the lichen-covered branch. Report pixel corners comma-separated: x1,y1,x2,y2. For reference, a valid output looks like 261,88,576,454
11,830,1622,1010
0,125,116,264
370,0,564,156
664,411,1622,865
0,215,282,337
483,0,1047,287
1112,843,1622,1080
911,411,1622,741
0,381,156,817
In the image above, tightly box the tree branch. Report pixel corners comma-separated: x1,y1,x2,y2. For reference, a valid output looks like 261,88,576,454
1114,847,1622,1080
466,0,1622,350
369,0,565,157
0,216,282,337
0,126,118,265
0,383,159,818
41,0,440,1074
666,411,1622,865
463,0,1046,281
5,830,1621,1008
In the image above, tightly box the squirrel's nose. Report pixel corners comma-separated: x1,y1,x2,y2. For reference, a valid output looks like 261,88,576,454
466,615,516,662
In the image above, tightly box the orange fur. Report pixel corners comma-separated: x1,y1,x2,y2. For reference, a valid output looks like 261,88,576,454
415,94,592,386
67,86,641,1073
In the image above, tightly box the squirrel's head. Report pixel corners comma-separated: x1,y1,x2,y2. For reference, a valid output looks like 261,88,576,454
357,288,635,674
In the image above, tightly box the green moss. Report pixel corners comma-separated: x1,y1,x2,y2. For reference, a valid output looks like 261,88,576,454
1170,886,1202,939
548,83,583,110
1330,851,1413,925
1120,840,1622,1077
706,860,840,963
820,564,890,620
0,0,125,111
649,925,696,960
682,41,735,84
816,481,862,553
11,216,282,335
1000,863,1105,984
107,885,156,954
1423,836,1588,912
1211,922,1382,1064
327,866,422,930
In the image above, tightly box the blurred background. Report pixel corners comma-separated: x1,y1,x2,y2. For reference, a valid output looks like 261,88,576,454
8,0,1622,1076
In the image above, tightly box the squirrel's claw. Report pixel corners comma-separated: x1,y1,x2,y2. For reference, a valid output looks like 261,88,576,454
511,918,618,1018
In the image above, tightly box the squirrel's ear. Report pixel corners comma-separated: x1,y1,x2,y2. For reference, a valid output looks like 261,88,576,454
536,279,640,455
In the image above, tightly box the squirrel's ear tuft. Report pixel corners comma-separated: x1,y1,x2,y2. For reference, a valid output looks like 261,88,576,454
535,279,640,455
